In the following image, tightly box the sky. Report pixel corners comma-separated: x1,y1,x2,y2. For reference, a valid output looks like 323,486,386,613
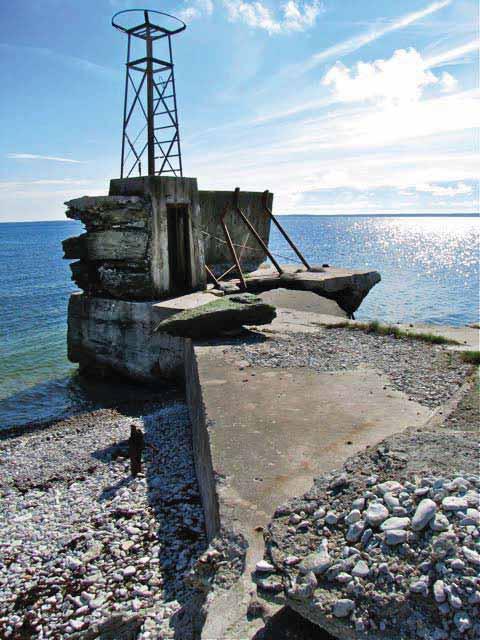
0,0,478,220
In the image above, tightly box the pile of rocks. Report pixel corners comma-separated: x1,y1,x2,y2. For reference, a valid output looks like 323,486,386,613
256,430,479,639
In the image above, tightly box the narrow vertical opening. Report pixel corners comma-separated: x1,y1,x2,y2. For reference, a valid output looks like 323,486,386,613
167,204,191,294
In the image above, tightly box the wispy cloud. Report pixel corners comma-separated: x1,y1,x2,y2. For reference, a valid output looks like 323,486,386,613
222,0,323,34
425,39,480,68
0,43,113,76
179,0,323,33
7,153,85,164
178,0,214,21
291,0,452,73
415,182,473,196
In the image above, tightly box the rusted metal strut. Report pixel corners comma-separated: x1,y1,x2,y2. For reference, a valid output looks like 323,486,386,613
261,190,311,271
204,186,311,289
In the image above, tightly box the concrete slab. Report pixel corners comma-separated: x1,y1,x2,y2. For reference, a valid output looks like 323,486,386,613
153,290,219,313
185,341,432,638
229,264,381,315
257,289,346,318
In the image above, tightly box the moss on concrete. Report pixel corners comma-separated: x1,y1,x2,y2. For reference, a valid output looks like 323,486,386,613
155,294,276,339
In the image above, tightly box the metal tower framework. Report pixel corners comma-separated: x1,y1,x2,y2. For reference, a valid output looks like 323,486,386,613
112,9,186,178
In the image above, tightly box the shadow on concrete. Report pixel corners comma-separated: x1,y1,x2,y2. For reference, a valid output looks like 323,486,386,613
254,607,336,640
198,327,269,348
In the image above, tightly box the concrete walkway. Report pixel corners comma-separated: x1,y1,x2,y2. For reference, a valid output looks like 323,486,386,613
184,327,444,638
184,302,479,638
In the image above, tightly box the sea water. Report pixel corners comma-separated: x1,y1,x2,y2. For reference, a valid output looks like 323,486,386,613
0,215,478,428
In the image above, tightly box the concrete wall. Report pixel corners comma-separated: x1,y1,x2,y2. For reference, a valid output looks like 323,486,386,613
110,177,206,295
68,293,186,381
184,340,221,541
199,190,273,270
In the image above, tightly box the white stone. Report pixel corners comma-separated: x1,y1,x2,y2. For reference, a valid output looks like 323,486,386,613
325,511,338,525
377,481,403,495
433,580,446,603
385,529,407,545
352,560,370,578
345,509,362,525
366,502,389,527
298,539,331,575
332,599,355,618
256,560,274,573
346,520,365,542
462,546,480,566
384,492,400,510
381,517,411,531
412,499,437,531
442,496,468,511
430,513,450,532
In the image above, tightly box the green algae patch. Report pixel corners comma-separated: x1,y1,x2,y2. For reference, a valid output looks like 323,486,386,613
155,293,276,339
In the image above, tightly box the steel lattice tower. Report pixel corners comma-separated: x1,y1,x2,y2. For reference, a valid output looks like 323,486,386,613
112,9,186,178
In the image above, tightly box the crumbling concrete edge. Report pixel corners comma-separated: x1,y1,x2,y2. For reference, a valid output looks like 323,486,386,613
185,339,221,542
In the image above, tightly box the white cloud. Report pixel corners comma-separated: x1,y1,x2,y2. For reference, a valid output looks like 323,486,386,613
178,0,323,32
293,0,452,73
222,0,323,34
7,153,85,164
425,39,480,69
322,48,458,106
178,0,214,21
439,71,458,92
0,179,94,191
415,182,473,196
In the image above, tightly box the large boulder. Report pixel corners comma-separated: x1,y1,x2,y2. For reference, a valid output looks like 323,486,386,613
156,293,276,339
255,427,480,640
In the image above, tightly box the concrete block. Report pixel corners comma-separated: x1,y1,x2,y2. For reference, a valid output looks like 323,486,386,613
86,230,149,262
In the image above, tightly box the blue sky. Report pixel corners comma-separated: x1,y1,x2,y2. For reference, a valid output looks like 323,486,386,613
0,0,478,220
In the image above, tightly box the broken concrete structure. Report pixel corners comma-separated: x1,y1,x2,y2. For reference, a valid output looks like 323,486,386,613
64,176,381,381
64,177,274,379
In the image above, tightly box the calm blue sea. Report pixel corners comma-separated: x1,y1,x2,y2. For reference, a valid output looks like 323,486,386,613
0,215,478,429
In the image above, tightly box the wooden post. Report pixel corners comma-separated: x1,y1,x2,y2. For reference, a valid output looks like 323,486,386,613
129,424,145,476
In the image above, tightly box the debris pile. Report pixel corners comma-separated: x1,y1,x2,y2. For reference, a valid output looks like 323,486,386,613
256,431,480,639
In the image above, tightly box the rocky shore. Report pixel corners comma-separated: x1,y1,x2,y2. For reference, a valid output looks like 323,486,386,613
0,399,207,639
0,320,477,639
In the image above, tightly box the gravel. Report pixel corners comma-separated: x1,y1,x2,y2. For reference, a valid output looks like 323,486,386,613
231,328,472,407
0,401,207,639
256,424,480,640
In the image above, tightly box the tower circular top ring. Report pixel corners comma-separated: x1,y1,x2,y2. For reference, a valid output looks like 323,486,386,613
112,9,186,37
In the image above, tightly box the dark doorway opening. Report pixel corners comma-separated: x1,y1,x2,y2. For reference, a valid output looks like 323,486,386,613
167,204,191,294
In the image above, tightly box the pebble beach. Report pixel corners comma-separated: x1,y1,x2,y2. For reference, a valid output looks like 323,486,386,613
0,323,477,639
0,400,207,639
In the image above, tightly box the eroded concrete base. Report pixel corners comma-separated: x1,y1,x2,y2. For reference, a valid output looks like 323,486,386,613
67,291,221,381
